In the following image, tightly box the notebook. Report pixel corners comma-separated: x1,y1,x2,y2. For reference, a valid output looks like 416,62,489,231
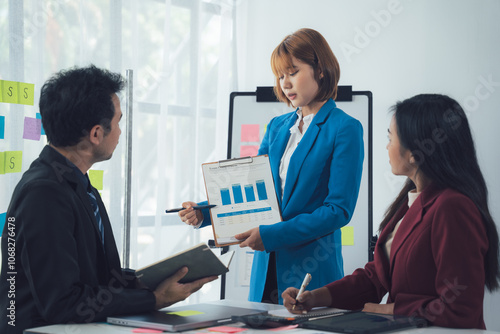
107,303,267,332
299,310,428,334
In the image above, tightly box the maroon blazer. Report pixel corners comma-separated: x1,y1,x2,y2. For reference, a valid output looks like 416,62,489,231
326,184,488,329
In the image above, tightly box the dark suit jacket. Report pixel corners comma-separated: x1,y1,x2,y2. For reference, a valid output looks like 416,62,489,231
325,184,488,329
1,146,155,334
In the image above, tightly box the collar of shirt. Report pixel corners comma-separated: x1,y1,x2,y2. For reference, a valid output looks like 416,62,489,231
67,160,92,193
407,189,421,207
289,108,315,135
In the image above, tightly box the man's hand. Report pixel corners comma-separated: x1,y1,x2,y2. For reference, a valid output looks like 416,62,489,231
235,227,264,251
153,267,217,309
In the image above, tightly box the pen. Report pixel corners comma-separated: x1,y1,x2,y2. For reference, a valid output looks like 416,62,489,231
293,273,312,311
165,204,216,213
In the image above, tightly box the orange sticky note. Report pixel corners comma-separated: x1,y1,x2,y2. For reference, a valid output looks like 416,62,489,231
208,326,247,333
132,328,163,333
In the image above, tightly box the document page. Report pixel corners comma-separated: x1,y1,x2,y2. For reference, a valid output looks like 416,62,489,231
202,155,282,246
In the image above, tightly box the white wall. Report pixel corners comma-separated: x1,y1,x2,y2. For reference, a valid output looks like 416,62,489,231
235,0,500,330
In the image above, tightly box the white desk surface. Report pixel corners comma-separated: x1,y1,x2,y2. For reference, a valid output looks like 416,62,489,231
24,299,499,334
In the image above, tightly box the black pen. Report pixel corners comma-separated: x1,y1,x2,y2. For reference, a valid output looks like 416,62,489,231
165,204,216,213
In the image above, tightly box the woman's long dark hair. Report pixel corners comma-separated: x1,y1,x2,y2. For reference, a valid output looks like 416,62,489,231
379,94,499,291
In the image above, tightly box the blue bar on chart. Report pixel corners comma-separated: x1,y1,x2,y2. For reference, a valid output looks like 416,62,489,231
217,207,272,218
256,180,268,200
244,184,256,202
221,188,232,205
232,184,244,204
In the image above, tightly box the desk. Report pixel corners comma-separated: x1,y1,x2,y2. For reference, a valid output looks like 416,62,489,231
25,300,499,334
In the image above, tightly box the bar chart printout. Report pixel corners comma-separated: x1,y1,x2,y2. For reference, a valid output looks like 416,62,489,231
202,155,281,246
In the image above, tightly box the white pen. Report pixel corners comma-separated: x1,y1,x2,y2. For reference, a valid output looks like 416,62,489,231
292,273,312,311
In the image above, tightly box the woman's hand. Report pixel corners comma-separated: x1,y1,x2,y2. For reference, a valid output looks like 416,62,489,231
178,201,204,226
282,287,315,314
235,227,264,251
362,302,394,314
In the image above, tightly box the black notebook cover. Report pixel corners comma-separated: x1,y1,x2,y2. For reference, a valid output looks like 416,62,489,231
299,311,428,334
135,243,234,289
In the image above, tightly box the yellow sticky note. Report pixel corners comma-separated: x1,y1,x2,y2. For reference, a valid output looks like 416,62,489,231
166,310,204,317
4,151,22,173
341,226,354,246
1,80,19,104
88,170,104,190
0,152,5,174
18,82,35,106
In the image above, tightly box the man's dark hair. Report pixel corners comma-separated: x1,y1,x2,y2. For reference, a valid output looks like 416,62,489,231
39,65,125,147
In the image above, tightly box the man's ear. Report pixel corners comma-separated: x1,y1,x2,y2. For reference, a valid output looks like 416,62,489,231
89,124,104,145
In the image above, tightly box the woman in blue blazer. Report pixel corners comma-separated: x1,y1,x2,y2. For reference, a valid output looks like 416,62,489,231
181,28,364,304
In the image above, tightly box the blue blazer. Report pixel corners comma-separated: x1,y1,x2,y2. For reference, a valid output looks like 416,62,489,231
201,99,363,303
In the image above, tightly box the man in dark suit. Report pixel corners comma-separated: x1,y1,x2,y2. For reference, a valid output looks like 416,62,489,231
0,65,216,334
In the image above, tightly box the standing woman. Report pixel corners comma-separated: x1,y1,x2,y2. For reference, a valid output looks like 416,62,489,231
180,28,364,304
282,94,500,329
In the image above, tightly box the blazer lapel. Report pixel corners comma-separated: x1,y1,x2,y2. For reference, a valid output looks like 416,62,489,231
269,113,297,206
281,100,333,210
389,184,442,273
375,204,407,289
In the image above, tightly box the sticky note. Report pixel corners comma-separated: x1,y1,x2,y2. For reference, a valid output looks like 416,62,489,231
132,329,163,333
341,226,354,246
1,80,18,104
18,82,35,105
0,152,5,174
166,310,204,317
36,113,45,135
208,326,247,333
0,115,5,139
23,117,42,141
88,170,104,190
4,151,22,174
0,213,6,233
0,80,35,105
240,145,259,157
241,124,260,142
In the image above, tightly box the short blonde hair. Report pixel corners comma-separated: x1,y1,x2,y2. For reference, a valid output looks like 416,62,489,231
270,28,340,106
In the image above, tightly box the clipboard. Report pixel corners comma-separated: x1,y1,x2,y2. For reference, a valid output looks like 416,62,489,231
202,155,282,246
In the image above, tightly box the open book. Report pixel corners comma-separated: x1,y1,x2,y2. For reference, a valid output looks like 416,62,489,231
135,243,234,290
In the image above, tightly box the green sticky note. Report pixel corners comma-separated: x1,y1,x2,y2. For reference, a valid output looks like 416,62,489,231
341,226,354,246
18,82,35,106
0,152,5,174
1,80,19,104
166,310,204,317
88,169,104,190
4,151,22,173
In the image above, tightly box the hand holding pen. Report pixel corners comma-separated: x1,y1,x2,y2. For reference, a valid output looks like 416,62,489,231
292,273,312,311
172,202,216,226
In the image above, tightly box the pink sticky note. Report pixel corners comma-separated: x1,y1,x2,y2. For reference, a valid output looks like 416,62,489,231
240,145,259,157
267,324,299,331
241,124,260,142
132,328,164,333
23,117,41,141
208,326,247,333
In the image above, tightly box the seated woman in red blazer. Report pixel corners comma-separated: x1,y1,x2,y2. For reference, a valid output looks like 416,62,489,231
281,94,500,329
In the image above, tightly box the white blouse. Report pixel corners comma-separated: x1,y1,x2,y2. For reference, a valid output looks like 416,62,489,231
279,109,315,198
384,190,421,260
